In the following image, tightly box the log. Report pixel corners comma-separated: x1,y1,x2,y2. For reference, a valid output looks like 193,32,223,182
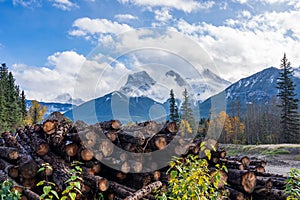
0,159,19,178
119,130,146,146
80,148,94,161
227,156,250,168
82,173,109,192
99,120,121,130
219,158,244,170
256,176,286,189
124,181,162,200
65,142,79,157
249,165,265,173
42,120,57,135
109,181,134,198
18,154,39,179
210,168,228,189
0,146,19,160
99,140,114,157
252,188,288,200
227,169,257,194
249,159,267,167
0,170,40,200
226,186,245,200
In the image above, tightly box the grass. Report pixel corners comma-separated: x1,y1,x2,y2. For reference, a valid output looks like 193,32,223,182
221,143,299,157
261,148,290,155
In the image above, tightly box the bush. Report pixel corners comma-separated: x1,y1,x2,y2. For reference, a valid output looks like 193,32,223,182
0,180,21,200
157,142,227,200
285,168,300,200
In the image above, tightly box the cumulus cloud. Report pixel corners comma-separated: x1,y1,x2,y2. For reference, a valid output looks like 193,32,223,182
114,14,138,21
50,0,78,11
174,9,300,82
69,17,133,42
154,8,173,22
12,51,85,101
11,50,132,102
118,0,215,13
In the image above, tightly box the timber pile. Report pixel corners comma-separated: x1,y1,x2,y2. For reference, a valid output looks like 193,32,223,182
0,112,290,199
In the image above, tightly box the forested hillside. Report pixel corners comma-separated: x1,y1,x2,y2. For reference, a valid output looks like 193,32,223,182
0,63,26,132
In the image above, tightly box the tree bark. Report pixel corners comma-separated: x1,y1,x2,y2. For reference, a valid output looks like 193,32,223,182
124,181,162,200
227,169,257,194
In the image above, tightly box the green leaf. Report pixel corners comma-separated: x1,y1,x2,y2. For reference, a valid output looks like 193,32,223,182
204,149,211,160
37,167,45,173
60,196,68,200
170,170,178,179
43,186,51,195
37,181,45,186
50,190,59,199
68,192,76,200
73,182,81,189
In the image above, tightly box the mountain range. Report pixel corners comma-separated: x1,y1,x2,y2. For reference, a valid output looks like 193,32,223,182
32,66,300,122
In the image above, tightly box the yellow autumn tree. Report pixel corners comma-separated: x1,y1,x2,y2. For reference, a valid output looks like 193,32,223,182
23,100,47,125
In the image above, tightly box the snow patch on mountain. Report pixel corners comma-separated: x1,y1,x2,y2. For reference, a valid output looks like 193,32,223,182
54,93,84,105
119,69,231,103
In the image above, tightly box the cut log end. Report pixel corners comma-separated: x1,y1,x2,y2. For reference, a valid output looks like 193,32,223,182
98,178,109,192
65,143,78,157
242,171,257,193
36,143,49,156
80,149,94,161
155,137,167,150
43,121,56,134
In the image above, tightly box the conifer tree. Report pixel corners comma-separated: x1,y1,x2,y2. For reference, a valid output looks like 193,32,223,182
180,88,196,133
0,63,27,131
169,89,179,124
276,54,300,143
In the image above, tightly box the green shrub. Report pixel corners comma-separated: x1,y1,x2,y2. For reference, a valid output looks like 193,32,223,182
0,180,21,200
285,168,300,200
157,142,227,200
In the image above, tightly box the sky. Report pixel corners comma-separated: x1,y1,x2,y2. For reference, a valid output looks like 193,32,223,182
1,0,300,102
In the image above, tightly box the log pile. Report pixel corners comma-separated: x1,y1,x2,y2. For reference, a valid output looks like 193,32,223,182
0,112,291,199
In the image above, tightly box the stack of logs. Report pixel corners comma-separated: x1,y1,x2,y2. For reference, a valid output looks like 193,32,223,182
0,112,290,199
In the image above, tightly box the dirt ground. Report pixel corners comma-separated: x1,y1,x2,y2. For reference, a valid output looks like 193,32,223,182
221,144,300,176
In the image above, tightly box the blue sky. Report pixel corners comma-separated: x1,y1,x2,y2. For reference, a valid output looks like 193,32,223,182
1,0,300,102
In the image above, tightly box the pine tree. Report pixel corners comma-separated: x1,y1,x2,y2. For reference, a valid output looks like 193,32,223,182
180,88,196,133
276,54,300,143
169,89,179,124
0,63,26,131
20,90,27,119
7,72,22,128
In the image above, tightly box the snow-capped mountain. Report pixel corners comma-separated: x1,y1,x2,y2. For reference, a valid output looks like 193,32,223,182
199,67,300,117
54,93,84,106
294,66,300,78
64,91,169,124
119,69,231,103
26,100,74,117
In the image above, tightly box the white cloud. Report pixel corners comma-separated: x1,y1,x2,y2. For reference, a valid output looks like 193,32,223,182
12,51,85,101
232,0,300,9
174,10,300,82
231,0,248,4
118,0,215,13
13,0,41,8
114,14,138,21
69,17,133,39
154,8,173,22
11,50,131,102
50,0,78,11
